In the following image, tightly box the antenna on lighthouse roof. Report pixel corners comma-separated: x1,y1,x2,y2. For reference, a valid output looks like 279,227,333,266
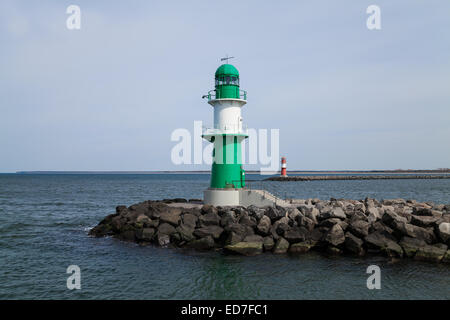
220,54,234,64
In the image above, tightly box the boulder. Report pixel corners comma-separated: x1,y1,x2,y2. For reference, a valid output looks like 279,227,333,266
367,207,381,223
382,209,407,228
181,213,198,229
263,236,275,251
410,215,438,228
437,222,450,244
442,250,450,264
239,213,257,228
365,231,403,258
201,204,218,215
326,246,342,255
224,242,263,256
176,224,195,242
399,236,426,258
348,219,369,238
116,205,127,214
157,233,170,246
159,210,181,226
193,225,224,240
265,206,286,222
324,224,345,247
118,229,136,241
283,226,308,244
225,232,244,245
289,241,315,254
247,205,266,220
220,211,237,227
319,207,346,220
199,212,221,226
414,244,448,263
158,223,177,235
225,223,253,238
256,215,271,236
243,234,264,243
413,207,433,216
297,215,316,231
273,237,290,254
319,218,342,228
186,236,215,250
135,228,155,241
287,208,301,221
344,232,365,256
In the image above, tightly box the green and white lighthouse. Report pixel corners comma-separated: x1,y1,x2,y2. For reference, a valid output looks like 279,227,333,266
202,61,248,206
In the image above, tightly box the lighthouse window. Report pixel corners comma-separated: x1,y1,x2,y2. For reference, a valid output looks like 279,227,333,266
231,77,238,85
225,76,231,84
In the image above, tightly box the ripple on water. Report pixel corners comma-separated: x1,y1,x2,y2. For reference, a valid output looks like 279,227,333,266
0,174,449,299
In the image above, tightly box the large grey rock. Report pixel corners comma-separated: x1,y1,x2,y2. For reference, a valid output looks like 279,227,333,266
225,232,244,245
176,224,195,242
287,208,301,221
399,236,426,258
159,210,181,226
135,227,155,241
367,207,381,223
344,232,365,256
382,209,407,228
225,223,253,237
201,204,218,215
289,241,315,254
297,215,316,231
243,234,264,243
410,215,438,228
413,207,433,216
199,212,221,226
220,211,237,227
442,250,450,264
265,206,286,222
224,242,263,256
437,222,450,244
157,233,170,246
182,213,198,229
193,225,224,240
256,215,271,236
411,225,436,244
324,224,345,247
283,226,308,244
239,213,257,228
187,236,215,250
158,223,177,235
319,207,346,220
348,219,369,238
273,237,290,254
263,236,275,251
365,231,403,258
414,244,448,262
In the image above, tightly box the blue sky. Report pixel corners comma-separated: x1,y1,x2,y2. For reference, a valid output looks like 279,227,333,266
1,0,449,172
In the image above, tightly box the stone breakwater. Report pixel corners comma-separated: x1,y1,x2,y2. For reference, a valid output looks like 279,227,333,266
266,175,450,181
89,198,450,263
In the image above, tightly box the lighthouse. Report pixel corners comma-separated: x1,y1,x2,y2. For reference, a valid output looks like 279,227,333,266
202,61,248,206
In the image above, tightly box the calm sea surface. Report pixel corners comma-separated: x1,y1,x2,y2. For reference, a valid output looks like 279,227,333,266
0,173,449,299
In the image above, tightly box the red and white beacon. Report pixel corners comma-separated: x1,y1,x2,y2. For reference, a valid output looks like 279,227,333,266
281,157,287,177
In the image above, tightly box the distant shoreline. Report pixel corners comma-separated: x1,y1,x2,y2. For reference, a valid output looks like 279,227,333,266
11,169,450,175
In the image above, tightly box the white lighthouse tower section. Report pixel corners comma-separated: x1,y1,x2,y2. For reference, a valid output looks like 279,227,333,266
209,98,246,134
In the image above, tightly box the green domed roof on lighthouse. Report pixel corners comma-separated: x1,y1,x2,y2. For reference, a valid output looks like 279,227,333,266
215,64,239,78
